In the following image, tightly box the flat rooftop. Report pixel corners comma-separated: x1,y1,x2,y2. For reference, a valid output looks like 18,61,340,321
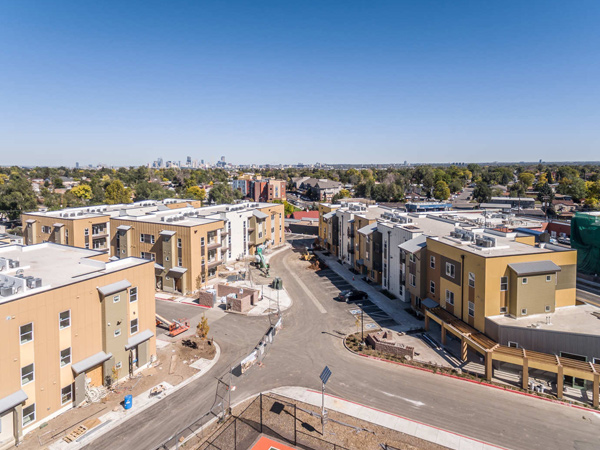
488,304,600,337
0,243,150,304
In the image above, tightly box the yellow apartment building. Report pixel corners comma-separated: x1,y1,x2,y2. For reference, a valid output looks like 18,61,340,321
0,243,155,448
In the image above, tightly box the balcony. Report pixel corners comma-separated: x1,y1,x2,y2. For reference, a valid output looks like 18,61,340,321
221,229,229,236
207,259,221,269
207,240,221,250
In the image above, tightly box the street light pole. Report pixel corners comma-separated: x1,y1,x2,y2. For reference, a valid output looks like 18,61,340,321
361,308,364,344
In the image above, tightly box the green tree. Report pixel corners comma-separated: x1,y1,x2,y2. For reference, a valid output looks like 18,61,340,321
53,177,64,188
518,172,535,188
473,182,492,203
433,181,450,200
105,180,132,204
273,200,296,216
208,183,241,205
0,173,38,220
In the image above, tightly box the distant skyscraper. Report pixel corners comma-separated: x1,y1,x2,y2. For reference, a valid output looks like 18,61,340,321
75,162,79,169
186,156,192,166
201,159,205,165
221,156,225,162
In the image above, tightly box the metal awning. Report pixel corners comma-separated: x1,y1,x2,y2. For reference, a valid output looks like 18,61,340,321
53,223,65,228
125,329,154,350
154,263,165,270
399,235,427,254
97,280,131,297
253,210,268,220
356,259,364,266
323,212,335,220
71,351,113,376
116,225,131,231
0,390,28,415
508,261,561,276
159,230,177,237
168,267,187,277
422,297,439,309
25,219,36,224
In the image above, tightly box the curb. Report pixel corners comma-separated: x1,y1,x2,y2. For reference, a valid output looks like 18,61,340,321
55,342,222,450
342,334,599,414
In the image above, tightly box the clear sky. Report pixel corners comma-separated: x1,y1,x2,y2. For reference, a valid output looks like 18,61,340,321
1,1,599,166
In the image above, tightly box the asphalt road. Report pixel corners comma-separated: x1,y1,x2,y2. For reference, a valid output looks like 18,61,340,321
86,244,600,450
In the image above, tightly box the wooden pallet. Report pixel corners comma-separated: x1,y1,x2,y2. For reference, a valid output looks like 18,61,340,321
63,425,87,443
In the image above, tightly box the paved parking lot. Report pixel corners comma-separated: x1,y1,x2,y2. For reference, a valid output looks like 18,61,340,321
347,299,398,329
155,298,227,340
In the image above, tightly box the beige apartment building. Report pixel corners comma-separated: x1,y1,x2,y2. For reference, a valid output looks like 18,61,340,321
0,243,155,448
21,201,286,295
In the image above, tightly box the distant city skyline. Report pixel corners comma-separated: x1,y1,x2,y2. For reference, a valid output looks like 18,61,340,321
1,1,599,166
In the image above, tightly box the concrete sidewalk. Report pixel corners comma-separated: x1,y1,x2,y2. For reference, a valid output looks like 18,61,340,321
316,251,423,332
270,386,505,450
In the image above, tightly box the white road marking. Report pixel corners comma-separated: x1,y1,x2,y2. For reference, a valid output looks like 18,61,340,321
380,391,425,407
282,255,327,314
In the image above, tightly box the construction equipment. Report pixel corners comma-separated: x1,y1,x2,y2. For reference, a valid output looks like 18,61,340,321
255,247,270,276
155,314,190,337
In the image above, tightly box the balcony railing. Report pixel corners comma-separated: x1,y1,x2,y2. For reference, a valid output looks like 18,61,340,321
207,241,221,250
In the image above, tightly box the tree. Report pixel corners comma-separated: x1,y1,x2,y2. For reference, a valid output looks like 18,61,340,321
197,314,209,340
273,200,296,216
433,181,450,200
518,172,535,188
53,177,64,188
0,173,37,220
70,184,92,200
105,180,132,204
208,183,241,205
186,186,207,204
473,182,492,203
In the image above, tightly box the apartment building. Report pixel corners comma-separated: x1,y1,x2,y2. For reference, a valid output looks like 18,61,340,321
318,203,339,254
111,202,285,294
0,243,155,448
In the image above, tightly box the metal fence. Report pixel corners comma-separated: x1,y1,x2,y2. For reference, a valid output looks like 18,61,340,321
196,394,349,450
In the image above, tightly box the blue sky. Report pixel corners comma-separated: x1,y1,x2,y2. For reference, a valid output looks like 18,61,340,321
1,1,599,166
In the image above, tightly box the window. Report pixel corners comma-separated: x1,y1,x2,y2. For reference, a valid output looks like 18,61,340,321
445,289,455,306
85,243,90,249
177,238,182,248
508,341,519,348
22,404,35,427
129,287,137,302
61,385,73,405
594,357,600,365
445,262,455,278
430,256,435,269
130,318,139,335
21,363,34,385
178,257,183,267
141,252,155,261
468,272,475,288
201,237,205,246
500,306,507,314
546,275,552,282
140,234,155,244
545,305,551,312
59,310,70,329
60,348,71,367
84,228,89,236
409,253,415,263
522,278,528,285
468,301,475,317
430,281,435,295
521,308,528,315
20,323,33,344
113,294,120,303
165,256,170,261
42,225,51,234
500,277,508,291
409,273,416,287
114,329,121,337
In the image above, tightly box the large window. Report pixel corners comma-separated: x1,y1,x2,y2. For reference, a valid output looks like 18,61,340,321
60,348,71,367
430,256,435,269
500,276,508,291
59,310,71,329
141,252,156,261
21,363,34,385
409,273,416,287
129,287,138,303
177,238,182,248
20,323,33,344
445,289,455,306
445,262,455,278
140,234,155,244
409,253,415,263
430,281,435,295
61,385,73,405
468,272,475,288
22,404,35,427
42,225,51,234
468,301,475,317
130,318,139,335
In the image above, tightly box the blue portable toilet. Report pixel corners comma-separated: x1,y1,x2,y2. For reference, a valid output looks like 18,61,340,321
124,394,133,410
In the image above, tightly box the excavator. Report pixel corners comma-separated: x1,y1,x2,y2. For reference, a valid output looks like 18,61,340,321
155,314,190,337
255,247,270,276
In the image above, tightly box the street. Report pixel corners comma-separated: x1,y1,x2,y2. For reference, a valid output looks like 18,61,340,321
86,243,600,450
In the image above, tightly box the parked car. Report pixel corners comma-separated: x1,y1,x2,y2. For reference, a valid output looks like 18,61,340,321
549,237,558,245
558,237,571,245
337,289,368,302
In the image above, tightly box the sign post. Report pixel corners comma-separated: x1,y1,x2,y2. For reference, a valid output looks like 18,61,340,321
319,366,332,435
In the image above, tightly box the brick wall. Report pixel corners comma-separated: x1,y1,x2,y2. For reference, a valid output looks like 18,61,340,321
366,331,415,359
